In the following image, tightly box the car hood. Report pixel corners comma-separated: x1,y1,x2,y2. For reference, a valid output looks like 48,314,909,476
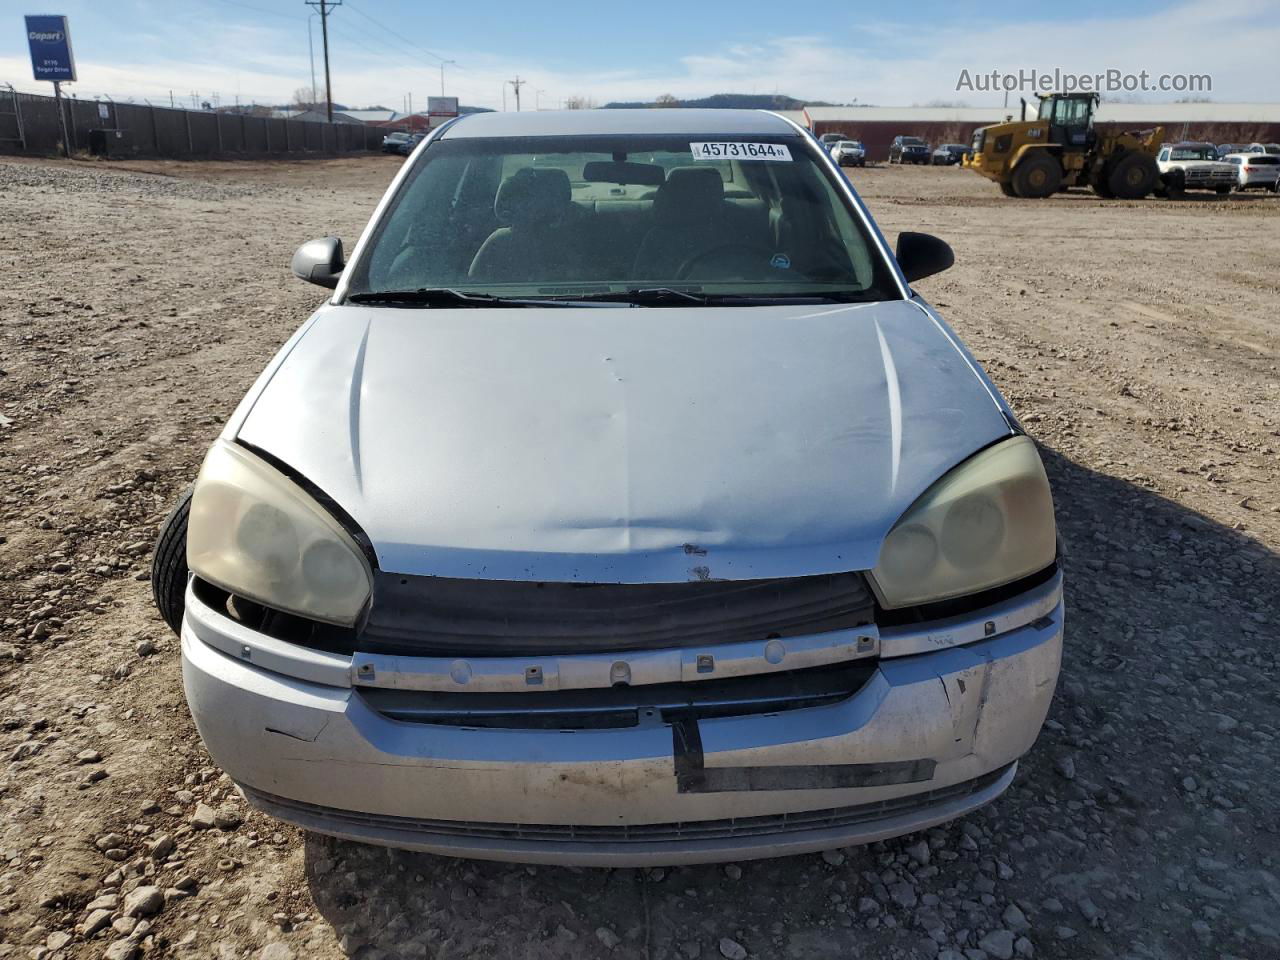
1174,160,1234,171
236,299,1011,582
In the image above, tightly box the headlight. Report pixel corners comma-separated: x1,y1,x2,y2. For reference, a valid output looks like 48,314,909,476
871,436,1056,608
187,441,373,626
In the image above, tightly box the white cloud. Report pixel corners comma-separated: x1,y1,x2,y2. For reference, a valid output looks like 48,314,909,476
2,1,1274,110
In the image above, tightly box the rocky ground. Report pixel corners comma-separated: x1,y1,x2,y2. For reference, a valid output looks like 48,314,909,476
0,154,1277,960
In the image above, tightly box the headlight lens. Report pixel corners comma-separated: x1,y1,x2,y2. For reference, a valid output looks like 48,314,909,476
187,441,373,625
871,436,1056,608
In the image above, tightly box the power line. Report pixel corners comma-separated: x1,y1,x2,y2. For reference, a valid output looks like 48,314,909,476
342,0,448,64
325,19,401,63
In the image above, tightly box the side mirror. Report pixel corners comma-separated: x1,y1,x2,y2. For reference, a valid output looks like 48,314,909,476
291,237,345,289
895,232,954,284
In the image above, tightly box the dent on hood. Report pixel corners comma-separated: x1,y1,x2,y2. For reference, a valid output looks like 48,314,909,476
236,299,1011,583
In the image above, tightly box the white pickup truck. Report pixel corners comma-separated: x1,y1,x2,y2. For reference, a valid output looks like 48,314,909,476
1155,142,1238,196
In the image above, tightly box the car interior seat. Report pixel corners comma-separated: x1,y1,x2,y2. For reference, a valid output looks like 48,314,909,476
468,168,585,283
632,167,738,281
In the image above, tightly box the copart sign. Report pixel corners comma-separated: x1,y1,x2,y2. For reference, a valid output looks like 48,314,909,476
25,15,76,83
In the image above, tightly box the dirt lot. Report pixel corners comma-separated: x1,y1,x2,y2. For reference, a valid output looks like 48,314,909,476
1,153,1278,960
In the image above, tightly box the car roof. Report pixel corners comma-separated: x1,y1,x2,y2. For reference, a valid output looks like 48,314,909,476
439,108,800,139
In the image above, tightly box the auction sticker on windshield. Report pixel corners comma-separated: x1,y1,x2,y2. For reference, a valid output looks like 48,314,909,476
690,142,792,161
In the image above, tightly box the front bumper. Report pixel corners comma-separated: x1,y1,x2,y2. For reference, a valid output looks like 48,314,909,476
181,575,1063,865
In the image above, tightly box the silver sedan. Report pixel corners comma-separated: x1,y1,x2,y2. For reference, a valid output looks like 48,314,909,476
157,108,1063,865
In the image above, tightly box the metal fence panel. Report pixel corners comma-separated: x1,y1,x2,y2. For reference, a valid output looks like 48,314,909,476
0,89,379,160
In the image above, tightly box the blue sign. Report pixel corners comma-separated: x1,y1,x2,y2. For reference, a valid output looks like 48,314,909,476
25,15,76,83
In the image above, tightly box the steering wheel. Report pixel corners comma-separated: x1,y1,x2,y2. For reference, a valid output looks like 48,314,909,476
675,243,789,281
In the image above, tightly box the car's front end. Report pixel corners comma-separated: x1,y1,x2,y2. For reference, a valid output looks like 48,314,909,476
1175,161,1238,191
902,142,930,164
182,557,1060,865
381,133,409,154
835,143,865,166
176,110,1063,865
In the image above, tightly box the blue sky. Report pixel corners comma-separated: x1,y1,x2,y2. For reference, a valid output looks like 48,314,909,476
4,0,1275,109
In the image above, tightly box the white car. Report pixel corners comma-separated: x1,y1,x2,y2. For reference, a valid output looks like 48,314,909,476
156,108,1063,866
1155,142,1237,196
1223,153,1280,192
831,140,866,167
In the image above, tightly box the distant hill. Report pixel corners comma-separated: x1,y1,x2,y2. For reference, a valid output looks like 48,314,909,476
603,93,834,111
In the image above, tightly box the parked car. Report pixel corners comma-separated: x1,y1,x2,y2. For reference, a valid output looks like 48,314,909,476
831,139,866,167
396,132,426,156
381,131,411,154
889,135,931,164
931,143,969,166
1215,143,1241,158
1223,153,1280,192
819,131,850,147
158,108,1063,866
1240,143,1280,155
1155,142,1237,196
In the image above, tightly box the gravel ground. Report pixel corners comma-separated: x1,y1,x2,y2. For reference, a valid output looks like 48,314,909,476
0,154,1277,960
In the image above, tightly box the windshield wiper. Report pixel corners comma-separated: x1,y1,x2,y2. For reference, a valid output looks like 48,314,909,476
347,287,888,308
561,288,713,306
564,288,891,306
346,288,544,308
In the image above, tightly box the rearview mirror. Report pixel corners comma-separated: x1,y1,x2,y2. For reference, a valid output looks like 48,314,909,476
895,232,954,284
582,160,666,186
291,237,345,288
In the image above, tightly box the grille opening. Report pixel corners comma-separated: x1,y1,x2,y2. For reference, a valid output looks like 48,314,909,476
360,570,876,656
359,660,878,730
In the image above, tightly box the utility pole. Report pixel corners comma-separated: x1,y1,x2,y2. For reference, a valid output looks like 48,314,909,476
439,60,456,96
304,0,341,122
307,13,319,107
52,81,70,157
508,76,525,112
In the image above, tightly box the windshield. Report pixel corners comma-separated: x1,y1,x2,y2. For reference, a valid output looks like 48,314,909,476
345,133,899,303
1170,147,1215,161
902,138,925,146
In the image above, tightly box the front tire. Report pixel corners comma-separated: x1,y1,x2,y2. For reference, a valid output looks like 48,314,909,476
1011,153,1063,198
152,487,192,635
1107,151,1159,199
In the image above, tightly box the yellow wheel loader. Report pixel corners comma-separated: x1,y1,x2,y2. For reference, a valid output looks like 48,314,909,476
964,93,1164,199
